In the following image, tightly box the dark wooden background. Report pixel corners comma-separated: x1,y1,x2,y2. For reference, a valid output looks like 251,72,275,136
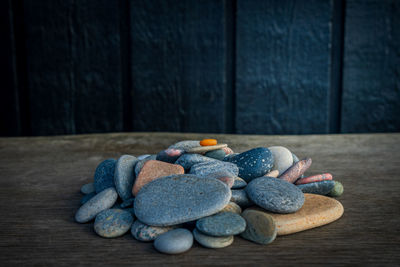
1,0,399,137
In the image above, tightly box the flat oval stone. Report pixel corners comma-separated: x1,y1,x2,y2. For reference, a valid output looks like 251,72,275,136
169,140,200,151
193,228,233,249
81,183,95,194
295,173,333,185
154,228,193,254
131,220,178,242
75,187,118,223
205,149,226,160
94,209,134,238
187,144,228,154
80,192,96,205
134,155,157,176
196,212,246,237
114,155,138,201
246,177,304,213
240,209,277,245
279,158,312,183
231,189,253,207
175,153,215,171
232,177,247,189
249,194,344,235
328,181,344,197
132,160,184,196
228,148,274,182
156,148,184,163
94,159,116,193
221,202,242,214
189,161,239,177
134,174,231,226
268,146,293,175
297,180,335,195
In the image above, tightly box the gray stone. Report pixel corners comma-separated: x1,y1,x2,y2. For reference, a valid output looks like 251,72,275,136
232,177,247,189
80,183,95,195
154,228,193,254
94,159,116,193
131,220,178,242
240,209,277,245
94,209,134,238
297,180,336,195
75,187,118,223
193,228,234,249
187,144,228,154
205,149,226,160
114,155,138,201
189,161,239,177
231,189,253,207
175,153,215,171
134,174,231,226
80,192,96,205
169,140,200,151
268,146,293,174
292,153,300,164
246,177,304,213
196,212,246,237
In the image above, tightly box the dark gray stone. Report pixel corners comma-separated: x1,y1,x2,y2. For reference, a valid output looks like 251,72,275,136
297,180,336,195
175,153,215,171
205,149,226,160
196,212,246,237
114,155,138,201
94,159,116,193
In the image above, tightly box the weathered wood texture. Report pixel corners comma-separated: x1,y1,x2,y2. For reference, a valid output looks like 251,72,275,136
0,133,399,265
341,0,400,133
23,0,124,135
235,0,334,134
130,0,228,133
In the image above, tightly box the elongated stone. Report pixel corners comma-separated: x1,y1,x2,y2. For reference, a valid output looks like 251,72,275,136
279,158,312,183
175,153,215,171
114,155,138,201
295,173,333,185
134,174,231,226
94,159,116,193
297,180,335,195
187,144,228,153
193,228,234,249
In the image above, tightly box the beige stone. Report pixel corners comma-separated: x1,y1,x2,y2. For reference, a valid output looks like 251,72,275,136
221,202,242,214
265,170,279,178
186,144,228,153
248,193,344,235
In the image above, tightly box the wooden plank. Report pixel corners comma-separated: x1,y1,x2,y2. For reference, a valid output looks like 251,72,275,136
23,0,123,135
235,0,334,134
341,0,400,133
0,132,399,265
129,0,227,133
0,0,20,136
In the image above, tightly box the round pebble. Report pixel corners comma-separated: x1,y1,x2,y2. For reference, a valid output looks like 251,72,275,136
246,177,304,213
268,146,293,175
200,139,218,146
221,202,242,214
240,209,277,245
328,181,344,197
134,174,231,226
94,159,117,193
232,177,247,189
205,149,226,160
196,212,246,237
193,228,234,249
231,189,253,207
114,155,138,201
94,209,133,238
297,180,335,195
131,220,178,242
80,183,95,195
75,187,118,223
154,228,193,254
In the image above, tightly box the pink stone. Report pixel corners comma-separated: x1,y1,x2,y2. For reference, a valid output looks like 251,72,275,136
278,158,312,183
222,147,234,155
295,173,333,185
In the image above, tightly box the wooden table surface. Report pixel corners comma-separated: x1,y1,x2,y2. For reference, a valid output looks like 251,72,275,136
0,133,399,266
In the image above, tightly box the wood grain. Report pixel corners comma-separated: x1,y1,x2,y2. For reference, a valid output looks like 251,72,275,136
0,132,399,265
129,0,228,133
341,0,400,133
235,0,334,134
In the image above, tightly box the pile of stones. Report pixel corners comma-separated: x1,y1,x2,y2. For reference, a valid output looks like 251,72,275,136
75,139,344,254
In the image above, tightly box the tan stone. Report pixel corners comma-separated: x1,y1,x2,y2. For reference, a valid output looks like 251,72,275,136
186,144,228,153
132,160,184,196
265,170,279,178
221,202,242,214
247,193,344,235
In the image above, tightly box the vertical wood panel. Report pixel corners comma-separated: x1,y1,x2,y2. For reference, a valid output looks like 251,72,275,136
235,0,334,134
341,0,400,133
130,0,228,133
23,0,123,135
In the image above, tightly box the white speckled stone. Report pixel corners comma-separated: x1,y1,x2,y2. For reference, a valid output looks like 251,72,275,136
154,228,193,254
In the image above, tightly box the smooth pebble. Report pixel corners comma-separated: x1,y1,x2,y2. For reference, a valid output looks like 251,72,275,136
240,209,277,245
154,228,193,254
268,146,293,175
297,180,336,195
94,209,133,238
114,155,138,201
205,149,226,160
175,153,215,171
231,189,253,208
193,228,234,249
232,177,247,189
221,202,242,214
189,161,239,177
131,220,178,242
196,212,246,237
94,159,116,193
328,181,344,197
80,192,96,205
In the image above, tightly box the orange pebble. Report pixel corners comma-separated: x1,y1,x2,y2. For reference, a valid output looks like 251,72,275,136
200,139,217,146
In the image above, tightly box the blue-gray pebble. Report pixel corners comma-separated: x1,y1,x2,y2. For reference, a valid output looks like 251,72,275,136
154,228,193,254
231,189,253,207
193,228,234,249
168,140,200,151
94,209,134,238
189,161,239,177
232,177,247,189
228,148,274,182
80,192,96,205
246,177,304,213
81,183,95,194
196,212,246,237
94,159,117,193
134,174,231,226
297,180,336,195
175,153,215,171
114,155,138,201
75,187,118,223
205,149,226,160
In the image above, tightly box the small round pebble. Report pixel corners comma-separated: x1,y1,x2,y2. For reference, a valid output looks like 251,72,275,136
232,177,247,189
205,149,226,160
246,177,304,213
193,228,234,249
80,183,95,195
131,220,178,242
328,181,344,197
80,192,96,205
94,159,117,193
154,228,193,254
221,202,242,214
240,209,277,245
231,189,253,207
75,187,118,223
94,209,134,238
196,212,246,237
